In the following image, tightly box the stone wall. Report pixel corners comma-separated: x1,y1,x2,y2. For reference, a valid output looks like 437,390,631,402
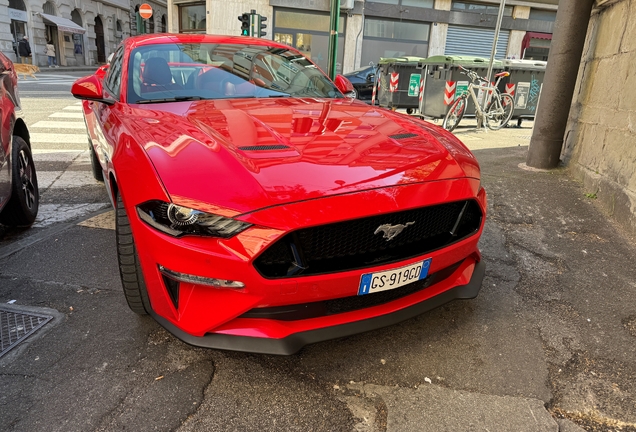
563,0,636,236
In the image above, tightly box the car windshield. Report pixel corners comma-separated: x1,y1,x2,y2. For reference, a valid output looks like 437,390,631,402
127,42,343,104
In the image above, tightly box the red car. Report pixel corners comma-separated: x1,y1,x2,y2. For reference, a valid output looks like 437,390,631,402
0,52,39,227
72,34,486,354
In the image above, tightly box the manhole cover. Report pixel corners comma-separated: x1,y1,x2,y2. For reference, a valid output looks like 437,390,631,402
0,306,53,358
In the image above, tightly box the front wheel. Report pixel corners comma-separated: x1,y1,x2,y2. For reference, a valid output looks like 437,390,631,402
485,93,514,130
0,136,39,227
116,193,151,315
442,96,467,132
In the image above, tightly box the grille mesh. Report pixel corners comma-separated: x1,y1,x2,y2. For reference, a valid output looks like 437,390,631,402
389,133,419,140
238,145,291,151
254,200,482,278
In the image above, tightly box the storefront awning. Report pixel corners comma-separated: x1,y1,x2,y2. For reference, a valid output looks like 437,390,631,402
40,13,86,34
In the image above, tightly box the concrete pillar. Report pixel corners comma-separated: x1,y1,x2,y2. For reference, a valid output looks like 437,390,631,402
507,6,530,59
526,0,594,169
434,0,451,10
344,13,362,73
429,23,448,56
430,0,451,55
166,0,179,33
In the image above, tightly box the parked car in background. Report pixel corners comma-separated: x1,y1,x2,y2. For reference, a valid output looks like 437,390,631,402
72,34,486,355
0,52,39,227
344,64,377,103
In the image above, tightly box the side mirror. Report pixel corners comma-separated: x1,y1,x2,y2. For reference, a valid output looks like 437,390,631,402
366,73,375,82
95,64,109,80
71,75,115,105
334,74,355,97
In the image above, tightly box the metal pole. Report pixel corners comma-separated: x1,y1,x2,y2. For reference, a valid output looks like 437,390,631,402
526,0,594,169
328,0,340,80
479,0,506,128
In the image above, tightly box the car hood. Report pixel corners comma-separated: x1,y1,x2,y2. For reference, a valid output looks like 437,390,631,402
129,98,479,214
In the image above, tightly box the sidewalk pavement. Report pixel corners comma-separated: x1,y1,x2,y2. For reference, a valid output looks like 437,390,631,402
35,65,100,73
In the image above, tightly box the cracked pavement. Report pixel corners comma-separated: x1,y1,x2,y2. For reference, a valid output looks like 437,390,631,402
1,121,635,431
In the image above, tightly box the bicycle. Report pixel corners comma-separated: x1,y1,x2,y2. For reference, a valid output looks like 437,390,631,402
442,66,514,132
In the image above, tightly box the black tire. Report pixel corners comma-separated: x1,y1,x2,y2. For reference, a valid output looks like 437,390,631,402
88,137,103,182
406,108,415,115
442,96,467,132
0,136,39,227
486,93,514,130
116,193,151,315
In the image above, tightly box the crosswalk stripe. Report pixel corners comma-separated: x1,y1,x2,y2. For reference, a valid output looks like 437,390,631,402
22,103,111,230
31,121,86,129
49,112,84,119
30,133,87,143
33,204,110,228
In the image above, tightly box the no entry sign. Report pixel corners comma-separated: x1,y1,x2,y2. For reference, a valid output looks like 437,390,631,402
139,3,153,19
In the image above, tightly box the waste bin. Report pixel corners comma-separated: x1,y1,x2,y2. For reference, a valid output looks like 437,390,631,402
500,59,547,124
417,55,504,119
376,56,427,112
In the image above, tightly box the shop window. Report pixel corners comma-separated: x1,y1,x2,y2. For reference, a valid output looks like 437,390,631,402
369,0,434,7
179,3,206,33
529,9,557,22
451,1,513,16
364,18,429,41
43,1,56,15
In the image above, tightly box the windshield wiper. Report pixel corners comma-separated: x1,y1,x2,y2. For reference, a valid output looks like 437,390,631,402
136,96,203,104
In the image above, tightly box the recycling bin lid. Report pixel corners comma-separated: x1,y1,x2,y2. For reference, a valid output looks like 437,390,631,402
502,59,547,70
417,55,503,67
378,56,427,65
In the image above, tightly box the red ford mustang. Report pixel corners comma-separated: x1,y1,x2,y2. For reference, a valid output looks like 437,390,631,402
72,34,486,354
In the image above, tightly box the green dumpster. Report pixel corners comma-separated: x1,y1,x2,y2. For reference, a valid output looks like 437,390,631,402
376,56,427,111
417,55,504,119
501,59,547,124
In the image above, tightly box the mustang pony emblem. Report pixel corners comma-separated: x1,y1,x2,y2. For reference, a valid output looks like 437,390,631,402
374,222,415,241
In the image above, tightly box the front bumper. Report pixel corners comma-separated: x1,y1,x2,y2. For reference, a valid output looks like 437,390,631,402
150,260,485,355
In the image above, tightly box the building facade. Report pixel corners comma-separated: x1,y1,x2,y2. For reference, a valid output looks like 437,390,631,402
165,0,558,74
0,0,168,67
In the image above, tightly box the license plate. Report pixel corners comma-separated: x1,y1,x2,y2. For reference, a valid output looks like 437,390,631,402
358,258,432,296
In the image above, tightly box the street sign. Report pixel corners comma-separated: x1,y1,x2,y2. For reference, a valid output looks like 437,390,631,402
139,3,153,19
407,74,420,97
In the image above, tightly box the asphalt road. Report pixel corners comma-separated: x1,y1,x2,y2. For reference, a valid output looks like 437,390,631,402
0,80,635,432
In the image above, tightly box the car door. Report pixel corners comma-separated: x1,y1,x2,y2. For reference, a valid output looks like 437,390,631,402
88,46,124,172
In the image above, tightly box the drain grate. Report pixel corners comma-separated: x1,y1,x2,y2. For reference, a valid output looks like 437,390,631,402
0,306,53,358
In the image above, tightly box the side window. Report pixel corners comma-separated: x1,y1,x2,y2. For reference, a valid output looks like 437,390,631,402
104,47,124,98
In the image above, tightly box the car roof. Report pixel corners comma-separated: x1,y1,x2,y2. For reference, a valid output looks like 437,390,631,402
123,33,293,52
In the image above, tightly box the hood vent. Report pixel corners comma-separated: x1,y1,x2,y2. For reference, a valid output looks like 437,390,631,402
389,133,419,140
238,145,291,151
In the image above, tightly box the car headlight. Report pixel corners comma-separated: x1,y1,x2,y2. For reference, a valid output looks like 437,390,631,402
137,200,252,238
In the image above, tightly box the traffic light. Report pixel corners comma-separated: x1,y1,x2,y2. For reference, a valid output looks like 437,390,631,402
238,13,249,36
257,14,267,38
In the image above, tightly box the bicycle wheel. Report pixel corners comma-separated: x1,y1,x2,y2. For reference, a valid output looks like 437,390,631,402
485,93,514,130
442,96,467,132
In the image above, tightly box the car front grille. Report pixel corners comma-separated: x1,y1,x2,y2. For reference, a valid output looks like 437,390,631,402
253,199,482,278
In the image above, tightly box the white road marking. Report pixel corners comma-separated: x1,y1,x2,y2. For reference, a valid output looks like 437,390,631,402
33,204,110,228
30,133,88,143
31,121,86,129
77,210,115,230
38,171,98,189
32,149,84,156
49,112,84,119
63,106,83,111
